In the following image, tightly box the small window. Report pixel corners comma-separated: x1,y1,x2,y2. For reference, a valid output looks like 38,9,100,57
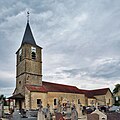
37,99,42,107
31,47,36,60
19,81,21,84
54,99,57,105
32,52,36,59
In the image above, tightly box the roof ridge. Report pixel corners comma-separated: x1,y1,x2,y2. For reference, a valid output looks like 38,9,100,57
42,81,77,88
88,88,109,91
78,87,109,91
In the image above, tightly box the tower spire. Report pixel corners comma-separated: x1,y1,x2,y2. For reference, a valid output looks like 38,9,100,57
21,12,36,46
27,11,30,23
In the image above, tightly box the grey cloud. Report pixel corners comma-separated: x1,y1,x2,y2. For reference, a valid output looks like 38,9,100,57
90,58,120,79
0,78,15,88
58,58,120,80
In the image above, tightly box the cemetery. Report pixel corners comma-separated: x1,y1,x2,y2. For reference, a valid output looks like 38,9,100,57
0,99,120,120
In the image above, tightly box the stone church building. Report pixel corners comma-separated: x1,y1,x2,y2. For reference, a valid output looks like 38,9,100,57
9,19,113,111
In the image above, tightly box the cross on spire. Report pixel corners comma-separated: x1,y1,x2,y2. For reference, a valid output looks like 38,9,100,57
27,11,30,23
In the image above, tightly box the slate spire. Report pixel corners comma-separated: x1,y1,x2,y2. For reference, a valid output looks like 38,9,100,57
21,12,36,46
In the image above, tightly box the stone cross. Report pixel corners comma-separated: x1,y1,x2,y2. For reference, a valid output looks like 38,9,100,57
66,101,71,113
65,101,71,119
45,104,52,120
76,104,83,118
71,108,78,120
37,101,46,120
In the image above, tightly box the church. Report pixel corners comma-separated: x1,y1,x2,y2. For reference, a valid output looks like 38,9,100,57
9,15,113,111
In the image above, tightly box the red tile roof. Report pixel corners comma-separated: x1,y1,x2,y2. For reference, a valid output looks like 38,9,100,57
79,88,110,98
26,84,47,93
26,81,111,97
26,81,84,94
88,88,110,96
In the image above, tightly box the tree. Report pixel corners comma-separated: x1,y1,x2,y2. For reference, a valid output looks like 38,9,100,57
0,94,5,117
113,84,120,94
0,95,7,106
113,84,120,106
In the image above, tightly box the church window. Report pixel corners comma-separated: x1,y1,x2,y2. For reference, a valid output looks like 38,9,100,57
19,81,21,84
37,99,42,107
19,49,22,62
31,47,36,60
54,99,57,105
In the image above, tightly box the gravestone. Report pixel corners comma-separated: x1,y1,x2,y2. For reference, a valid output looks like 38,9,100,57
66,101,71,113
57,100,62,113
76,104,83,118
91,109,107,120
12,109,21,120
37,110,46,120
55,113,64,120
26,110,38,118
71,108,78,120
87,113,99,120
64,101,71,119
46,104,52,120
107,113,120,120
37,101,46,120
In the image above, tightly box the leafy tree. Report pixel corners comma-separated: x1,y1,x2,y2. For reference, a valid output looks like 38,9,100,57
0,94,7,106
113,84,120,94
113,84,120,106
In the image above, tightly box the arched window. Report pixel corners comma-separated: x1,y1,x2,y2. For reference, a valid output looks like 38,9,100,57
54,99,57,105
32,52,36,59
31,47,36,60
37,99,42,107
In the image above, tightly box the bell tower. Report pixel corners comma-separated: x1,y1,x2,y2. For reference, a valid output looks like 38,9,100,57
15,13,42,95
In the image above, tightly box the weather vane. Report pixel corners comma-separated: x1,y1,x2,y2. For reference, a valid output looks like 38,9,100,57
27,11,30,23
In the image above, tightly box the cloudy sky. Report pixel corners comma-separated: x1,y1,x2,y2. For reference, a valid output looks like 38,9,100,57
0,0,120,97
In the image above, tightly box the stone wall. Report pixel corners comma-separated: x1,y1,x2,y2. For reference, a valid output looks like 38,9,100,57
105,90,113,106
94,95,106,105
26,91,86,110
16,43,42,96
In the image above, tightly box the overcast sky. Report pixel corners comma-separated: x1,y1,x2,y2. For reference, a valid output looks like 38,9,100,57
0,0,120,97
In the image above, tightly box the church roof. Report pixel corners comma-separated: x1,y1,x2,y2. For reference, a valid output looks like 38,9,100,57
80,88,111,98
26,82,111,97
26,81,84,94
21,22,36,46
